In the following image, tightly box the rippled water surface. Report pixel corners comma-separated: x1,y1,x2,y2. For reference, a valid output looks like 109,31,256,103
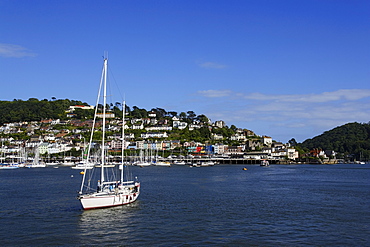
0,164,369,246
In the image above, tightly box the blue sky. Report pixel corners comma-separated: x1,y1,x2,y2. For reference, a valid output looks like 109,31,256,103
1,0,369,143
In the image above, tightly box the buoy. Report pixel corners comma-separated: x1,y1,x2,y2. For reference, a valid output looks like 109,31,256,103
71,175,74,177
80,171,85,175
243,167,247,170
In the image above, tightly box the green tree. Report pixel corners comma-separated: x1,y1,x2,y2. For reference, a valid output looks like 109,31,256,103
179,112,187,119
197,114,209,124
187,111,196,121
168,111,178,118
288,138,298,146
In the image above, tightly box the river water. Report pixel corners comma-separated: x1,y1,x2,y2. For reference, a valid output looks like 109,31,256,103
0,164,369,246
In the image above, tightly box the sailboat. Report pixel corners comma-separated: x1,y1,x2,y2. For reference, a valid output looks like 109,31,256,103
72,143,94,170
135,149,151,167
26,145,46,168
78,57,140,210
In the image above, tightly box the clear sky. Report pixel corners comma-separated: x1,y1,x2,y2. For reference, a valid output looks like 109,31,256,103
1,0,369,143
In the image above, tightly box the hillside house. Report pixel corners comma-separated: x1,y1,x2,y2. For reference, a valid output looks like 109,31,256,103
211,133,224,140
262,136,273,145
214,120,225,128
141,132,168,139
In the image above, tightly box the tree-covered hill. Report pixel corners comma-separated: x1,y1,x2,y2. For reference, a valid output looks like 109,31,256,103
0,98,88,124
299,122,370,160
0,98,241,145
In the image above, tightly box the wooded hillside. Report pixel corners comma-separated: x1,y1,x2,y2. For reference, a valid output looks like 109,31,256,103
0,98,87,124
299,122,370,160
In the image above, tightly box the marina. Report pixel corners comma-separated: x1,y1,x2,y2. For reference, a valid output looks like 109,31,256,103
2,2,368,245
0,163,369,246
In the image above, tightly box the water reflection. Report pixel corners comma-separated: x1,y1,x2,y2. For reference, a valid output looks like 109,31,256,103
77,203,140,245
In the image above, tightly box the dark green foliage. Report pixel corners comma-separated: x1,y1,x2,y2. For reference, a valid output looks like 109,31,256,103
74,108,95,119
131,106,148,118
168,111,178,118
197,114,209,123
288,138,298,146
0,99,85,124
179,112,187,119
187,111,196,121
299,122,370,160
151,107,167,119
212,126,235,139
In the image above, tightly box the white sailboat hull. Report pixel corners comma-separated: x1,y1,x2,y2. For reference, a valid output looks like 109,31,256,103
71,162,95,169
79,183,140,210
201,161,215,166
71,166,94,170
154,162,171,167
136,162,151,167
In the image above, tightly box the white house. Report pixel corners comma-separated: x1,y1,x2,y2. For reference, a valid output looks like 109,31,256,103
214,120,225,128
146,125,173,131
141,132,168,139
132,123,144,130
262,136,273,145
287,148,299,160
173,121,188,130
213,144,227,154
230,133,246,141
211,133,224,140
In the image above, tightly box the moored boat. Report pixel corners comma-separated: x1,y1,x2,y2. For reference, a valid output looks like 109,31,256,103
72,161,94,170
201,161,215,166
0,164,20,169
173,160,186,165
78,57,140,210
260,159,269,166
154,161,171,167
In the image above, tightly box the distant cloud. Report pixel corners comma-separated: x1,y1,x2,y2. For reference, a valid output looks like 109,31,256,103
198,61,227,69
195,88,370,142
198,89,232,98
0,43,37,58
198,89,370,102
243,89,370,103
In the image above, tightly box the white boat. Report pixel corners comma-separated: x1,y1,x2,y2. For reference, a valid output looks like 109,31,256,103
201,161,215,166
154,161,171,167
173,160,186,165
78,57,140,210
135,161,151,167
94,164,115,168
134,149,151,167
72,161,94,170
191,162,201,167
61,161,75,166
260,159,269,166
45,162,59,166
72,146,95,169
28,163,46,168
0,164,20,169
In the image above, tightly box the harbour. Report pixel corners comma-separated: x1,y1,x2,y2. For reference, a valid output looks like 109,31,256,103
0,163,369,246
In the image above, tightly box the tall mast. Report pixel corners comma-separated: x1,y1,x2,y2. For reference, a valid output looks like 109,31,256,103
101,58,108,183
121,100,125,183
